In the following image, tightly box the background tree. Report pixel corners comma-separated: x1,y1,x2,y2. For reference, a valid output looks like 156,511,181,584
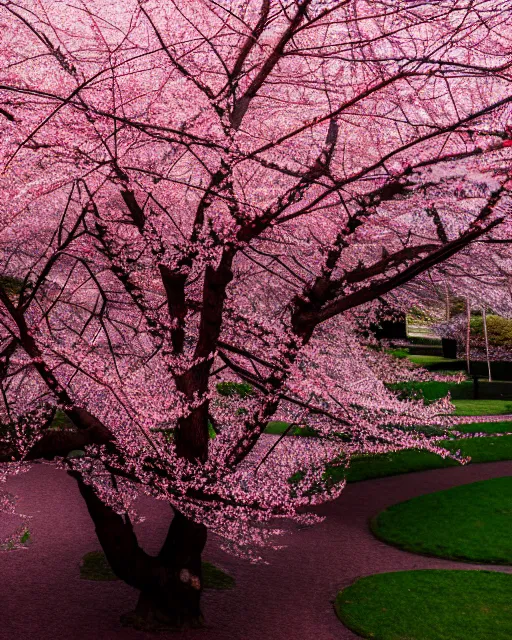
1,0,512,630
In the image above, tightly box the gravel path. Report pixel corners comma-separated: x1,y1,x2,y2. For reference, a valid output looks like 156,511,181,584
2,459,512,640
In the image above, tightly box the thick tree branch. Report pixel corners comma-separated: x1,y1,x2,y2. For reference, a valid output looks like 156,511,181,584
294,217,504,333
229,0,313,129
228,0,270,86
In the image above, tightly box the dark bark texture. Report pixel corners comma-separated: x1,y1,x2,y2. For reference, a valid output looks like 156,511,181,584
70,471,207,631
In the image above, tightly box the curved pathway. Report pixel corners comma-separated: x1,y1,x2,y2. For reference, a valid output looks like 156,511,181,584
2,460,512,640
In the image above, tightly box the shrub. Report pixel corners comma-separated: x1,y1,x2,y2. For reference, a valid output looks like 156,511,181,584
407,307,434,322
407,336,441,346
0,275,25,296
470,315,512,347
216,381,254,398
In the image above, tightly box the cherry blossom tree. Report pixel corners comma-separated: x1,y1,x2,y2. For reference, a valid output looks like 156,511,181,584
390,237,512,323
1,0,512,630
393,237,512,369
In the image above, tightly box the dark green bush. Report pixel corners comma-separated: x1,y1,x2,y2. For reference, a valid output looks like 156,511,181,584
408,307,434,322
406,336,442,346
0,275,24,296
50,410,75,430
216,381,254,398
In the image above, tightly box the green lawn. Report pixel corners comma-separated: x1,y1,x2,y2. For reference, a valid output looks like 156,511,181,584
407,354,460,367
455,420,512,434
268,418,512,437
389,379,512,415
389,380,512,402
267,419,512,482
371,477,512,564
335,570,512,640
344,433,512,483
402,354,512,379
453,399,512,416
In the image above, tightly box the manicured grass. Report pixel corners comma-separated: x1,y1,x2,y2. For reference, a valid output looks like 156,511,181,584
80,552,235,589
344,434,512,483
269,417,512,482
431,432,512,465
335,570,512,640
371,477,512,564
386,348,410,359
453,399,512,416
407,354,460,367
390,379,512,414
466,381,512,400
396,351,512,379
266,418,512,438
389,380,512,402
403,355,512,380
454,420,512,434
270,417,512,482
389,379,468,400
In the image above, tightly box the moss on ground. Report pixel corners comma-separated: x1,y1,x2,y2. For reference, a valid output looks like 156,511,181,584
79,551,235,589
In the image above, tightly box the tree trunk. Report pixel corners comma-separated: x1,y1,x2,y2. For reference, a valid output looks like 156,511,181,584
125,510,207,632
70,471,207,632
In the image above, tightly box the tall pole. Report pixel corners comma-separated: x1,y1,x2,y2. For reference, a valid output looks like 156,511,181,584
445,282,450,321
482,305,492,381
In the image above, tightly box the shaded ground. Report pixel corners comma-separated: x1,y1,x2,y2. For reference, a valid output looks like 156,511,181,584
2,460,512,640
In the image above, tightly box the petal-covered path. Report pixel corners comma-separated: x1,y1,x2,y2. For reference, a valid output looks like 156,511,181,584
453,413,512,424
2,460,512,640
